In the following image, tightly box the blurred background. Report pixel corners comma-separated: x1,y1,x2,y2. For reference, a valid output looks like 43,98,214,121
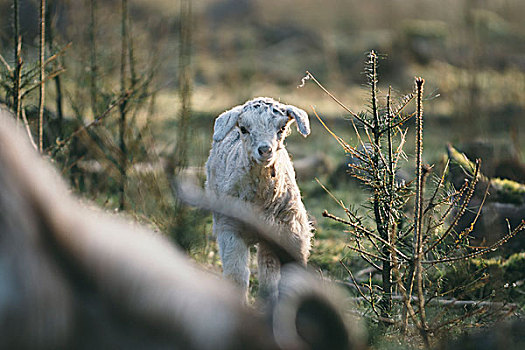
2,0,525,129
1,0,525,301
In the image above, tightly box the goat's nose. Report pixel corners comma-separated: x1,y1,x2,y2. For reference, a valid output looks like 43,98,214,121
258,145,272,156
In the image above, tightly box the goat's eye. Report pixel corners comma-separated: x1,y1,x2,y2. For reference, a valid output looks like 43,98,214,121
240,126,249,134
272,106,284,115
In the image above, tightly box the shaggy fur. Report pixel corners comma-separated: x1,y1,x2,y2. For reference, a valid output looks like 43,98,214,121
206,97,313,301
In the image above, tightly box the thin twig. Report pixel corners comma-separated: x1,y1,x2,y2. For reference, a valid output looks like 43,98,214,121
315,178,358,221
423,220,525,264
380,112,415,135
424,159,450,215
20,68,66,99
340,260,382,319
346,244,395,263
0,53,11,71
21,108,37,150
49,91,132,155
313,108,355,154
424,160,481,255
450,180,491,249
324,211,410,261
304,71,374,129
353,239,384,272
392,92,415,116
43,42,71,67
426,180,470,232
38,0,46,153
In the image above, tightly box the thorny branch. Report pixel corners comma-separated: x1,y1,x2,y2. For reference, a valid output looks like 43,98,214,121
301,71,374,129
315,51,520,344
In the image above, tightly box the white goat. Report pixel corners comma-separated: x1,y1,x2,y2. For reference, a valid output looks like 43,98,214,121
206,97,313,301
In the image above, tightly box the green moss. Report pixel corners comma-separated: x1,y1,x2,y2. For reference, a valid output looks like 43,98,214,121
438,253,525,302
491,177,525,204
447,145,478,176
502,252,525,281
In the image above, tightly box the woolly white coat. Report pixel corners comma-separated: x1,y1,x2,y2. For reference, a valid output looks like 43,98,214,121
206,97,313,301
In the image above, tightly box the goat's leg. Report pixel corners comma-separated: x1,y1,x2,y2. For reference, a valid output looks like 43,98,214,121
215,216,250,299
257,243,281,303
287,232,311,266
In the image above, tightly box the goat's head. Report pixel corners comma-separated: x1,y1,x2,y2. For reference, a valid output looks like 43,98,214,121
212,97,310,166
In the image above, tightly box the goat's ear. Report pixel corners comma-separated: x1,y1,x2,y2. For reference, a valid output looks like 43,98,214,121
213,105,242,142
286,105,310,137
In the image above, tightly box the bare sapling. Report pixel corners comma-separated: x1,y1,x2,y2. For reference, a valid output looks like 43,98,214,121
301,51,525,346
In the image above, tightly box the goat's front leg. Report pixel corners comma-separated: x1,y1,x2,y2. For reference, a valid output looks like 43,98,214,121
215,215,250,300
257,243,281,304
